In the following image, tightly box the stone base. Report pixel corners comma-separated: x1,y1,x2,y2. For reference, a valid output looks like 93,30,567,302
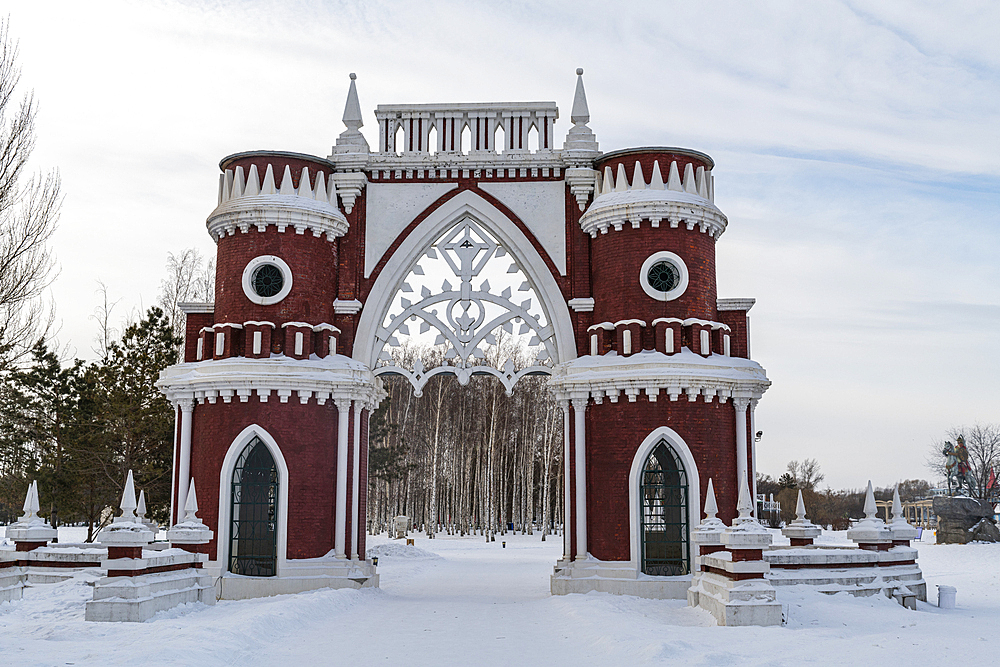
1,546,105,583
85,569,216,622
764,546,927,602
690,570,782,627
209,557,379,600
550,556,692,599
933,497,997,544
0,567,24,602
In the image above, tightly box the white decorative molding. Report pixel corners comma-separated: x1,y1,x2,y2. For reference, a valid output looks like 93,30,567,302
651,317,730,331
179,302,215,314
549,348,769,404
717,298,756,312
333,299,363,315
639,251,689,302
568,297,595,312
242,255,293,306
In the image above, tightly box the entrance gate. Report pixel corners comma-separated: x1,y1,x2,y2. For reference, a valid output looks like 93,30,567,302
640,440,689,576
229,437,279,577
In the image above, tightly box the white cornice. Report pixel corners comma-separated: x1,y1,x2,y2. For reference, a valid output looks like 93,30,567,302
548,348,769,404
333,299,363,315
568,297,595,312
580,191,728,239
179,302,215,315
207,195,349,242
717,298,756,312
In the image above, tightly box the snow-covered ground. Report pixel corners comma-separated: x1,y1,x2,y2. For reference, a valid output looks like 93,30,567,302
0,528,997,666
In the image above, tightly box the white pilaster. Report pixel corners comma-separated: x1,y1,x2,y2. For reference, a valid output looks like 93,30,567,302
176,399,195,521
749,398,759,517
335,398,351,559
560,400,571,559
733,397,750,504
351,401,361,560
572,397,588,560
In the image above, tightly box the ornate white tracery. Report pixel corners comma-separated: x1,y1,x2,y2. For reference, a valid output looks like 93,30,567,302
374,215,557,396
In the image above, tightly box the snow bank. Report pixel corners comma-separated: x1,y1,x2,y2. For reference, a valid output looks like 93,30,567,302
367,541,443,560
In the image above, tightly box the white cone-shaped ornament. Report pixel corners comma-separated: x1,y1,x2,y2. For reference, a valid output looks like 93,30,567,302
168,478,213,546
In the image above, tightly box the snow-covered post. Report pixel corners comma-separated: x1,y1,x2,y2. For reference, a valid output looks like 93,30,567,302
847,481,892,551
5,481,57,551
781,490,821,546
687,478,727,607
99,471,154,559
167,479,214,553
692,473,781,626
888,485,918,547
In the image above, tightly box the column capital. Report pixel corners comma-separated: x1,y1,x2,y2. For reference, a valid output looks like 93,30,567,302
178,398,195,413
749,397,760,411
571,396,589,411
334,397,353,412
732,396,751,411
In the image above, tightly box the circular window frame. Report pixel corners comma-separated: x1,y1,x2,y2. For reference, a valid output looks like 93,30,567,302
639,251,689,302
242,255,293,305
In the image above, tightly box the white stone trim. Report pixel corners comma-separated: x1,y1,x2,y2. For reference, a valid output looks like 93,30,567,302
353,189,576,368
333,299,363,315
242,255,293,306
567,297,594,312
717,298,755,312
628,426,701,575
312,323,340,332
640,251,688,302
580,191,727,238
179,302,215,314
587,322,614,332
217,425,290,577
207,194,348,242
614,319,646,327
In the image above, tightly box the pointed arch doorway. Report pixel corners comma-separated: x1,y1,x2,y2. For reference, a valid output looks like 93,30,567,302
639,440,690,576
229,436,280,577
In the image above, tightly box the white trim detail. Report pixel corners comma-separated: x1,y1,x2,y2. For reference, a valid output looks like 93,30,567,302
567,297,595,312
179,302,215,314
628,426,701,575
717,298,755,312
217,425,290,577
333,299,363,315
242,255,293,306
353,189,576,369
640,251,689,302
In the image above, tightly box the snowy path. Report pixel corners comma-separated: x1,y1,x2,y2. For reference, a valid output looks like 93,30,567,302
1,530,998,666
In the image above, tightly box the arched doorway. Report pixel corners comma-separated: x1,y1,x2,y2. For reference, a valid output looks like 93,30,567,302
640,440,689,576
229,436,279,576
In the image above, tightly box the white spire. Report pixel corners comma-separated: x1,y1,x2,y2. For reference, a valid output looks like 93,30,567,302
297,167,313,198
231,166,245,198
314,171,329,202
863,480,877,520
667,161,682,191
704,478,718,519
342,72,364,131
683,162,697,194
119,470,138,521
735,472,753,521
570,67,590,124
649,161,665,190
279,165,295,195
614,163,628,192
631,161,645,190
261,164,277,195
795,489,806,523
602,166,614,195
137,490,148,520
183,478,200,523
20,481,36,521
245,164,261,196
891,484,903,522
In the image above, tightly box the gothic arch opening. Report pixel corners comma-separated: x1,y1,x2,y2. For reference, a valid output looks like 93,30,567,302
639,440,690,576
228,436,280,576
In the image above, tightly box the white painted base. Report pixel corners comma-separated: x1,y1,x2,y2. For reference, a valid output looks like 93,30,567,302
764,546,927,601
550,556,692,599
0,567,24,602
85,569,216,622
691,571,783,627
209,557,379,600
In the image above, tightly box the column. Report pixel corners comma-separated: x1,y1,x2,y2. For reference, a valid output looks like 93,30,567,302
749,398,759,517
734,397,750,511
572,397,588,560
560,400,571,559
335,398,351,559
351,401,362,560
176,399,195,521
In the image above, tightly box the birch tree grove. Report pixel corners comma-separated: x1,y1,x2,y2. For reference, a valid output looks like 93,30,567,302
367,349,564,540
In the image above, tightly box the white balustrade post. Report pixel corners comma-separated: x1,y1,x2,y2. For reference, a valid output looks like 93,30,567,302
572,397,588,560
335,398,351,559
176,399,195,521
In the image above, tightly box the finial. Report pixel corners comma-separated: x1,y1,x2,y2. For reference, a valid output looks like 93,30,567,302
119,470,138,521
863,480,877,520
704,478,718,519
137,490,148,520
891,484,903,522
795,489,806,523
342,72,364,130
736,472,753,520
570,67,590,124
20,481,36,521
183,478,200,523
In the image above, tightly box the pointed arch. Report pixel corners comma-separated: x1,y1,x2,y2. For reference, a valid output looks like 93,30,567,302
217,425,289,575
354,189,576,370
628,426,700,574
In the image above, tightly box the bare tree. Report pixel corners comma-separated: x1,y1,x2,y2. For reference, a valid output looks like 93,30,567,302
0,19,60,369
785,459,825,491
157,248,215,355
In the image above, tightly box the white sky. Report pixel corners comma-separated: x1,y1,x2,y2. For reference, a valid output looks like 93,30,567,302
6,0,999,491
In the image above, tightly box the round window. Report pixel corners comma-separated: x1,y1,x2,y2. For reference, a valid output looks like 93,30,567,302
647,261,680,293
639,251,688,301
242,255,293,305
252,264,284,298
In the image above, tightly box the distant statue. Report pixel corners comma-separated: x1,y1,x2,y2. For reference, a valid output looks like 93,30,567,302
943,436,972,496
392,515,410,539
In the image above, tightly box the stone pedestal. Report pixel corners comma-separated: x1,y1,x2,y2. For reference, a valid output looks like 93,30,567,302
687,478,727,608
781,490,821,546
933,496,999,544
848,482,891,550
888,485,918,547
